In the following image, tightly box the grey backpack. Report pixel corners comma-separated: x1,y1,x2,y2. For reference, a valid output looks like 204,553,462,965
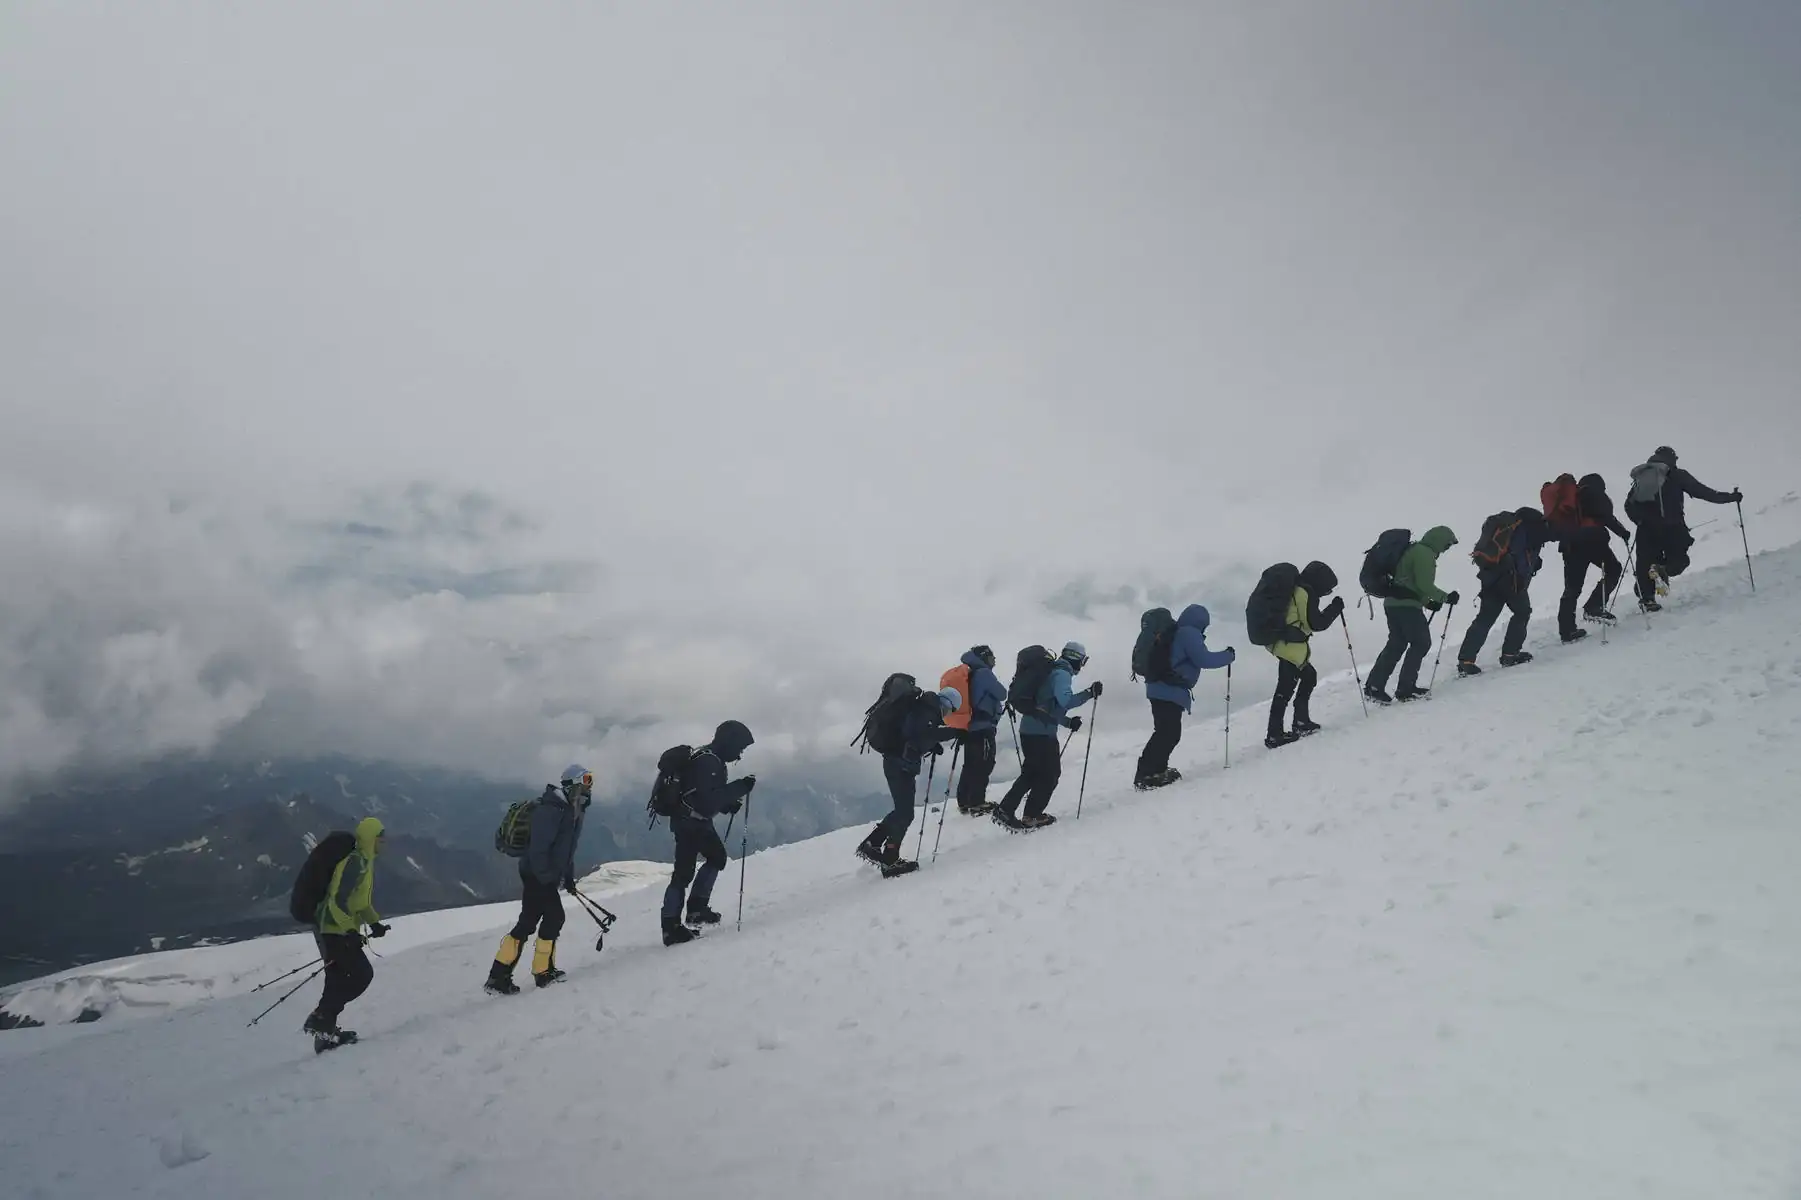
1628,461,1669,507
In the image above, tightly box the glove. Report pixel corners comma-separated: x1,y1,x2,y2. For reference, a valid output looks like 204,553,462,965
367,922,390,939
563,878,578,895
928,742,945,757
1426,599,1443,612
1067,716,1083,733
1446,590,1461,606
1326,597,1346,619
1730,489,1744,504
734,774,756,796
723,797,743,815
1226,647,1236,664
1089,681,1104,699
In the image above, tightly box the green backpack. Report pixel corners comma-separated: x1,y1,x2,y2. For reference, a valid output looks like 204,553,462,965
494,797,539,857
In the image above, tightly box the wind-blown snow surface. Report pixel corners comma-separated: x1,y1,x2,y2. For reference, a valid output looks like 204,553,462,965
5,539,1801,1198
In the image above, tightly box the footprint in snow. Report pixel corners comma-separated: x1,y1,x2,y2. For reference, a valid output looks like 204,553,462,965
158,1132,210,1169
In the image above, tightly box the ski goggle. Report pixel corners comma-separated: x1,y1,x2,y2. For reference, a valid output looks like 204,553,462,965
567,772,593,788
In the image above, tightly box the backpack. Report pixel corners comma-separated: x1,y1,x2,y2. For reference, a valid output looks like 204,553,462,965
853,672,920,755
494,796,540,857
1130,607,1179,683
1358,529,1412,599
290,830,357,924
1245,563,1301,647
1541,475,1580,526
938,664,973,731
1007,646,1057,718
1471,510,1522,571
647,744,698,819
1628,461,1670,508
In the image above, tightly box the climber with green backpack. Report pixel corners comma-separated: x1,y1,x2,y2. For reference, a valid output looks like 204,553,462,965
484,765,591,994
1363,527,1459,704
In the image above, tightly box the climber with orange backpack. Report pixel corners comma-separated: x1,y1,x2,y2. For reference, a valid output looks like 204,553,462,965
940,646,1006,816
1552,473,1633,641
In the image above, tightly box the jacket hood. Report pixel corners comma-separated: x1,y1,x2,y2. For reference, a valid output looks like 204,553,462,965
1299,560,1338,595
1578,473,1606,492
1420,526,1458,553
1650,446,1677,466
355,816,384,858
1177,603,1211,632
960,648,992,671
711,719,755,762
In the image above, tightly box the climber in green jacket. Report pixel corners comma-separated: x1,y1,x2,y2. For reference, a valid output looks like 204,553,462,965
305,816,388,1047
1365,526,1460,704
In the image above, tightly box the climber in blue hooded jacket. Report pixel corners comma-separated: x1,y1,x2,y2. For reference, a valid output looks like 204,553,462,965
1135,604,1234,789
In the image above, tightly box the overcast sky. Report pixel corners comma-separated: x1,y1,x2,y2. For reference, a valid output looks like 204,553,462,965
3,1,1799,802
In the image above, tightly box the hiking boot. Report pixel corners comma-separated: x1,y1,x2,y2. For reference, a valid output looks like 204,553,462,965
1396,686,1430,702
484,974,522,996
1264,731,1300,750
1560,628,1588,644
1582,607,1617,625
1499,651,1534,667
1021,813,1057,829
302,1010,339,1037
854,836,886,866
991,807,1029,832
662,921,698,946
533,967,567,988
1456,661,1482,677
1364,686,1394,706
957,802,996,817
685,905,723,927
1640,598,1662,613
1292,719,1321,737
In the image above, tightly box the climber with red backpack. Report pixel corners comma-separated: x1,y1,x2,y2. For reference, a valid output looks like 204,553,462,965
1457,507,1557,674
1549,473,1632,641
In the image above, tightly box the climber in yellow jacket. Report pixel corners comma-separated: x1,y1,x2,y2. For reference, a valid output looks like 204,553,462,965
304,816,387,1048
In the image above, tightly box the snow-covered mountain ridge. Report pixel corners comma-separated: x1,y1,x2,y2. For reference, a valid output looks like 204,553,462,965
1,516,1798,1198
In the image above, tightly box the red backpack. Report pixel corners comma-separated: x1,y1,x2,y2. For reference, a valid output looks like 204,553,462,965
1540,474,1580,527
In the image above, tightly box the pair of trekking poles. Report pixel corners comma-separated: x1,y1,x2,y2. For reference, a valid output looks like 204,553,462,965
946,695,1102,860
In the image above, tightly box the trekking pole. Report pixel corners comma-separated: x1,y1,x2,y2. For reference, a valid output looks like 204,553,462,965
251,957,321,993
1341,619,1369,717
1223,662,1232,769
1427,599,1457,689
736,795,750,932
246,963,324,1028
1074,695,1099,819
915,751,939,861
930,740,961,863
1738,500,1756,592
571,888,618,950
1007,707,1022,766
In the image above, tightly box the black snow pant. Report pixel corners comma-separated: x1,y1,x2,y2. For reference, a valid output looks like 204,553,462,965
1367,606,1433,694
662,817,727,924
1269,659,1317,737
1459,579,1531,662
956,729,997,809
313,932,373,1023
1558,531,1623,635
1136,698,1184,781
508,873,566,943
999,733,1062,818
1635,518,1694,603
870,756,920,849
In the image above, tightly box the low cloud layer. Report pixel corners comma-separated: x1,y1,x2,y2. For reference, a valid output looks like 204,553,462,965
3,2,1798,802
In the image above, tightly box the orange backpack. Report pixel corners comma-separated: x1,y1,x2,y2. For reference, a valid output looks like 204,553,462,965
1540,474,1580,527
938,664,972,730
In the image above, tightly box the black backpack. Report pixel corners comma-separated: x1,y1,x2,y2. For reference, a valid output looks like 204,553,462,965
1008,645,1057,718
853,673,920,755
1130,607,1179,683
1359,528,1413,600
1471,511,1522,573
289,830,357,925
647,744,699,820
1245,563,1301,647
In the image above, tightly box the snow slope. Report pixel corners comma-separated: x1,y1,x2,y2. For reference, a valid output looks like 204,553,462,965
3,531,1800,1198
